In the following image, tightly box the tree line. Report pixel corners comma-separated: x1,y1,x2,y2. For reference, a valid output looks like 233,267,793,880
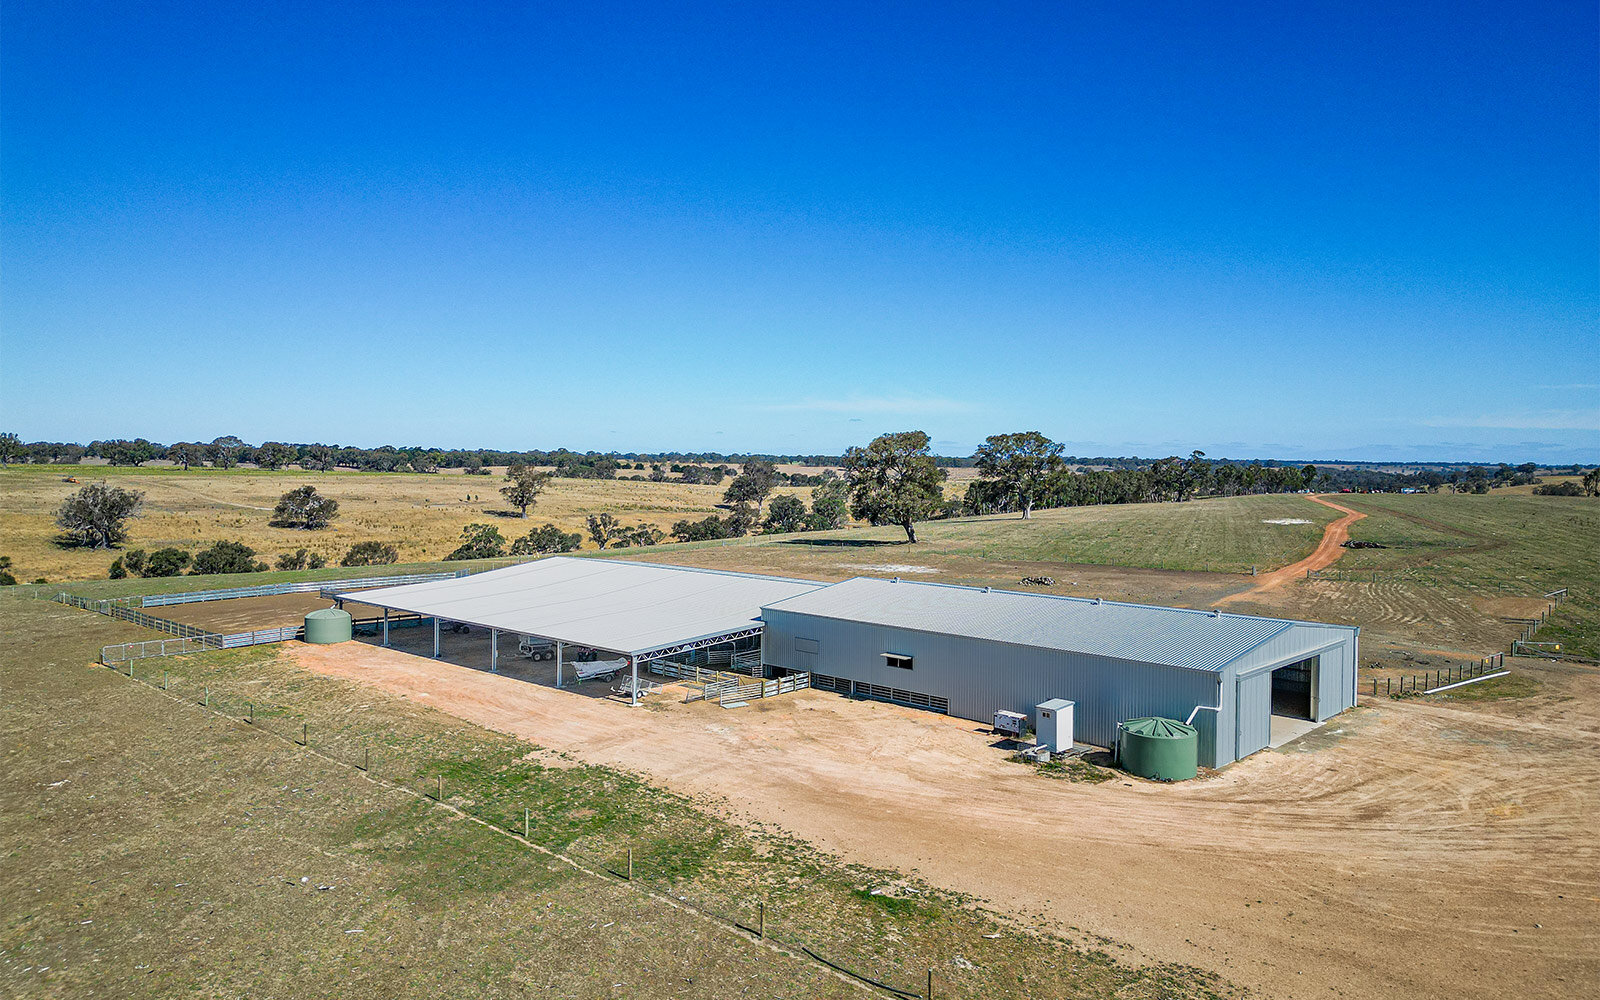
2,431,1586,491
12,428,1595,587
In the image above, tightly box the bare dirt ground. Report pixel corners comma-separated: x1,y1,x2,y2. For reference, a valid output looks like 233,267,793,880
1221,496,1366,603
151,592,388,632
287,641,1599,1000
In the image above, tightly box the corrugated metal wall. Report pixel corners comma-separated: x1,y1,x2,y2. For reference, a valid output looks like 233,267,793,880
1227,622,1358,721
763,608,1222,759
765,609,1358,770
1234,671,1272,759
1221,622,1358,763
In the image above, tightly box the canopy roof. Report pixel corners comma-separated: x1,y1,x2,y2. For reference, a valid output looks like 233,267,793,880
341,557,825,661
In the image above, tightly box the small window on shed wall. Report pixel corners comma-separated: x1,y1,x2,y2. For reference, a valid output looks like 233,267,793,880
795,637,819,654
882,653,913,670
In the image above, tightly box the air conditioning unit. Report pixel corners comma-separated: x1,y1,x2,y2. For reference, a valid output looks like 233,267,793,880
1035,699,1075,752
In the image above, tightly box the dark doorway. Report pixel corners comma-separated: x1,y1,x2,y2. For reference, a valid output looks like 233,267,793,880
1270,656,1317,720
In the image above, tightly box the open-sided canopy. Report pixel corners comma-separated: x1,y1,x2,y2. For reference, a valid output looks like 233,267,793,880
340,557,825,661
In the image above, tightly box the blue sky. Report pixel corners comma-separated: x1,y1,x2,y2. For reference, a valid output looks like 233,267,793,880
3,2,1596,461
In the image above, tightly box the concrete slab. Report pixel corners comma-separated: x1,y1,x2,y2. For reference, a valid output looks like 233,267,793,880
1268,714,1321,748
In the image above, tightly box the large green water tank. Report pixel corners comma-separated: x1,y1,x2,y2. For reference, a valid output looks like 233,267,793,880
304,607,353,644
1119,717,1199,781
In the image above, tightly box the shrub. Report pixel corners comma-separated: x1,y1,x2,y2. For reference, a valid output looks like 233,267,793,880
341,541,398,567
670,516,730,543
144,548,192,577
610,523,660,548
446,524,506,561
192,541,268,575
805,481,850,530
586,513,621,549
276,548,326,571
108,558,126,580
509,524,582,555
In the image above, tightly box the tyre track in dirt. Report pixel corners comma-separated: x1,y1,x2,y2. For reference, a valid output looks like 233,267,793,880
1219,495,1365,604
289,643,1600,1000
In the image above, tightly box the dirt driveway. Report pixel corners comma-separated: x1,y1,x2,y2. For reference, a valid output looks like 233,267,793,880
288,642,1598,1000
1221,495,1366,603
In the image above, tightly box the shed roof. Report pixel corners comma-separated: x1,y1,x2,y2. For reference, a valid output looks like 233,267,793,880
762,577,1317,672
345,557,825,659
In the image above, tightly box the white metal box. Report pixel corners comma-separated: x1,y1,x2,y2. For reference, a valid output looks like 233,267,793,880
993,709,1028,736
1035,699,1075,751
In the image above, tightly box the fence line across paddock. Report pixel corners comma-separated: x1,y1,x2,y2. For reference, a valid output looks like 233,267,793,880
97,657,951,1000
51,562,542,666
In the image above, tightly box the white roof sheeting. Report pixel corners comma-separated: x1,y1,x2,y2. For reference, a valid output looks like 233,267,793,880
762,577,1310,673
344,557,825,658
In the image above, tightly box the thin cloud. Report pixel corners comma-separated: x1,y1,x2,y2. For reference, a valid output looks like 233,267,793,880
1420,409,1600,432
758,396,976,415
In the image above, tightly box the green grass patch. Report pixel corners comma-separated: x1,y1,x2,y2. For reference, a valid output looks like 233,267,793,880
850,887,942,920
1437,671,1542,702
1338,493,1600,658
1011,753,1116,783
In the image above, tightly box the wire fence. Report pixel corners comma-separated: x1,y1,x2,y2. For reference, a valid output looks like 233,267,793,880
99,658,960,999
1371,653,1505,698
133,572,464,607
13,554,547,608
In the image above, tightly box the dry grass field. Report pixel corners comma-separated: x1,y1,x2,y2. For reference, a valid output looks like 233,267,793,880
0,465,817,584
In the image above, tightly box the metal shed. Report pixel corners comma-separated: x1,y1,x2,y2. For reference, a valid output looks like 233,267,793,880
761,577,1357,768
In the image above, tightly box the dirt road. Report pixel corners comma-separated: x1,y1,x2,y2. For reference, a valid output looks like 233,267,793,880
1221,495,1367,603
289,642,1599,1000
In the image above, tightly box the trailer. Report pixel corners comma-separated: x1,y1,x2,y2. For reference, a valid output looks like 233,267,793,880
571,657,629,682
518,636,556,661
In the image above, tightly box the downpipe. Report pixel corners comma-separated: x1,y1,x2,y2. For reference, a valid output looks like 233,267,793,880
1185,704,1221,726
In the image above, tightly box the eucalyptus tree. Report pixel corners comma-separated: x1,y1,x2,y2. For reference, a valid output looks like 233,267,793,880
974,431,1065,519
842,431,947,543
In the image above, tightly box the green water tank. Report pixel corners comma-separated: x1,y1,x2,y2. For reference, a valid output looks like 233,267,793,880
1119,717,1199,781
304,607,353,644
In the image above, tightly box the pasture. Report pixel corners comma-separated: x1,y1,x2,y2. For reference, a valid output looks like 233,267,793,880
0,597,1236,1000
0,465,815,584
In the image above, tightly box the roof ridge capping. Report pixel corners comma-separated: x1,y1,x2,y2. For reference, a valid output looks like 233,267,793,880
590,556,825,588
786,574,1342,630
